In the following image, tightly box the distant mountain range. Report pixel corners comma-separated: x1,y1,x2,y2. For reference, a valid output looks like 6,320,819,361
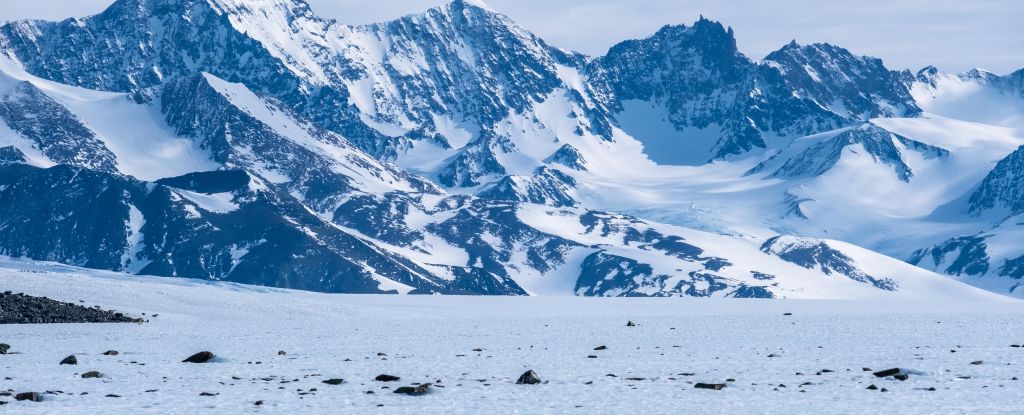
0,0,1021,299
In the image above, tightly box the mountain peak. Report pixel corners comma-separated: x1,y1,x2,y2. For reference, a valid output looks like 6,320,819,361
451,0,497,13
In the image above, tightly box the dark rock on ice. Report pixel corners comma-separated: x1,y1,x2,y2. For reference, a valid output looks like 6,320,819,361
873,368,901,377
393,383,432,395
517,370,542,385
183,351,215,363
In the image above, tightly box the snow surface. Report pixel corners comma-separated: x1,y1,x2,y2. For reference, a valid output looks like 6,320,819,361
0,58,219,181
0,258,1022,414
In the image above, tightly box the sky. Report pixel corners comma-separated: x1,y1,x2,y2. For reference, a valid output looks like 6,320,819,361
1,0,1021,74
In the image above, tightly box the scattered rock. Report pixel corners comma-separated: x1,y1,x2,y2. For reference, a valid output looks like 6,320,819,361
872,368,901,378
199,392,218,397
783,313,793,316
393,383,431,396
183,351,215,363
894,374,909,381
767,354,780,358
60,355,77,365
375,374,400,382
0,343,9,354
516,370,541,385
587,355,597,359
81,371,102,379
255,400,264,406
322,379,344,385
105,394,121,398
102,350,119,356
694,383,726,390
14,392,40,402
0,292,142,324
593,345,607,351
277,350,287,356
866,384,879,390
626,321,637,327
970,361,983,365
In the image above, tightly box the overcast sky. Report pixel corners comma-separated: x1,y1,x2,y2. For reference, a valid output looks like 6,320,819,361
1,0,1021,74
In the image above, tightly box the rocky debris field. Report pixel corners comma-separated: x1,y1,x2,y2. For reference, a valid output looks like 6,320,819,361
0,291,142,324
0,263,1022,414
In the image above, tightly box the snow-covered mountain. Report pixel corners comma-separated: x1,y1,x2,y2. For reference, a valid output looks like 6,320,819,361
0,0,1021,299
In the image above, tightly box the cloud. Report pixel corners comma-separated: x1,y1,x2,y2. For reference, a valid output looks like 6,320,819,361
1,0,1021,73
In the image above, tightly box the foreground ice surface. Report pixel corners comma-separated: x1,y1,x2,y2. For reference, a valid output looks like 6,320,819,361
0,262,1023,414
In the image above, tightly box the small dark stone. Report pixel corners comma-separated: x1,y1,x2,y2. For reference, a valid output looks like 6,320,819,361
866,384,879,390
375,374,400,382
102,350,119,356
472,348,483,352
322,379,344,385
593,345,607,351
15,392,40,402
60,355,77,365
81,371,102,379
393,383,431,396
199,392,218,397
1011,344,1021,348
873,368,901,378
767,354,780,358
0,344,9,354
277,350,287,356
516,370,541,385
626,321,637,327
255,400,264,406
783,313,793,316
894,374,909,381
587,355,597,359
106,394,121,398
694,383,726,390
970,361,983,365
183,351,214,363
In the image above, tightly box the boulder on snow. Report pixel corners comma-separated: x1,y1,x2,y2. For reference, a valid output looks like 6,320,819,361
694,383,726,390
60,355,77,365
593,345,607,351
393,383,432,395
322,378,344,385
872,368,901,378
15,392,41,402
626,321,637,327
375,374,400,382
81,371,102,379
102,350,119,356
183,351,215,363
516,370,541,385
0,343,9,354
